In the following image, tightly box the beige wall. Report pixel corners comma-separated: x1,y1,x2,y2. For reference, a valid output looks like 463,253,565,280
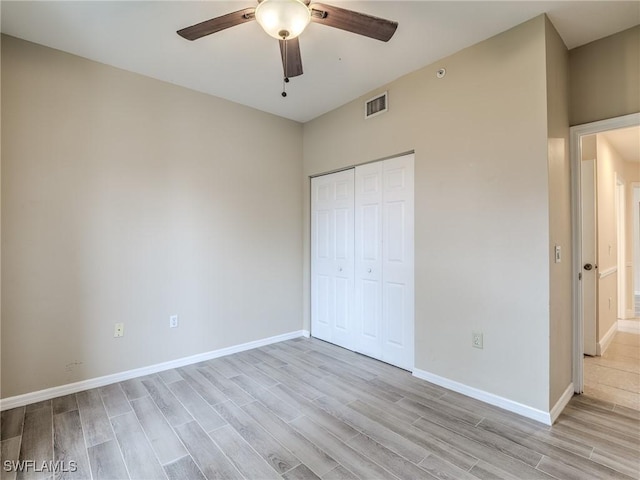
545,17,572,407
632,178,640,304
581,135,597,162
624,165,640,312
625,163,640,313
597,135,640,320
0,35,2,397
1,36,303,398
595,136,626,339
569,26,640,126
303,16,553,411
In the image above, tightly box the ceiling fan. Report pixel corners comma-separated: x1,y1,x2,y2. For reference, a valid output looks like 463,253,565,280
177,0,398,96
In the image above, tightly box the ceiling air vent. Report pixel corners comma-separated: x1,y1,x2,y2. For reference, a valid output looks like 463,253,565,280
365,91,388,119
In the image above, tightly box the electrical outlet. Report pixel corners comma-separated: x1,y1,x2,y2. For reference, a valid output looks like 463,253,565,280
554,245,561,263
169,315,179,328
472,331,483,349
114,323,124,338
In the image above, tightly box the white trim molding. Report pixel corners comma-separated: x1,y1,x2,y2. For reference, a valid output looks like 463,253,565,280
618,319,640,334
550,383,575,424
0,330,308,411
412,368,555,425
598,266,617,280
597,321,618,355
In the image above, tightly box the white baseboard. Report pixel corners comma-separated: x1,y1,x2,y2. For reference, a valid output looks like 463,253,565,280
412,368,554,425
0,330,307,411
301,329,310,338
597,321,618,355
550,383,574,424
618,319,640,334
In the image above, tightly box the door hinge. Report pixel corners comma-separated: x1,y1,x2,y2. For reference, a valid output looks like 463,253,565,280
578,272,582,280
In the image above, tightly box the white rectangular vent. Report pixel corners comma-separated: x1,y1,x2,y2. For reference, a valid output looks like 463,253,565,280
365,91,388,119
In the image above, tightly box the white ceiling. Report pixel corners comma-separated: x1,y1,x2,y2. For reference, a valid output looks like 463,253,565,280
600,126,640,163
2,1,639,123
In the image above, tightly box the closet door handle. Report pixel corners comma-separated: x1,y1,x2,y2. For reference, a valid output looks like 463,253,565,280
338,266,343,272
367,268,372,273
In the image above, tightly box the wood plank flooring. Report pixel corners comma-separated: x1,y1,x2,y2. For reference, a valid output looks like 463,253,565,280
584,331,640,409
1,337,638,480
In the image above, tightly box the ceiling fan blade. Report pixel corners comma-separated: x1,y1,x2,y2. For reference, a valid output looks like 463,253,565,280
177,8,256,41
279,37,303,78
309,3,397,42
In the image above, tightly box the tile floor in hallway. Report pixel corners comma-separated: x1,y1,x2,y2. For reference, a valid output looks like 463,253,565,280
1,337,639,480
584,329,640,410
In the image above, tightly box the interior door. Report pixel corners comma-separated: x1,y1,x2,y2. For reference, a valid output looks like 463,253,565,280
581,158,597,356
381,154,415,370
354,161,383,358
311,170,355,350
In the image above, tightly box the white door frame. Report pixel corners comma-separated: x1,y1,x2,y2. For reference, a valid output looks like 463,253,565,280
571,112,640,393
615,173,626,320
633,183,640,310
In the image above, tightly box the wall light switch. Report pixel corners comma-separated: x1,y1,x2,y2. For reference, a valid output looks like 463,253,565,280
554,245,561,263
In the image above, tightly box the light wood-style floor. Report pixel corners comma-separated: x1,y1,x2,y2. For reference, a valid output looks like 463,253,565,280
584,330,640,410
1,337,639,480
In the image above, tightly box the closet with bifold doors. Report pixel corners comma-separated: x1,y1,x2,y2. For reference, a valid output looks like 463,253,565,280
311,153,414,370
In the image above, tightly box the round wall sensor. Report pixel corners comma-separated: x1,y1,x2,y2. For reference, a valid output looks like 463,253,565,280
436,68,446,78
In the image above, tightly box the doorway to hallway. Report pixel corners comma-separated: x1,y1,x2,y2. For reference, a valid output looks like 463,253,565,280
571,113,640,410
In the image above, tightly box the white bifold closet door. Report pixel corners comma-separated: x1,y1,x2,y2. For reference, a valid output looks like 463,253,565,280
355,155,414,370
310,169,355,351
311,153,414,370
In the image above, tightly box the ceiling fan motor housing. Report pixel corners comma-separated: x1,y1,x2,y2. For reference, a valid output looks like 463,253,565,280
255,0,311,40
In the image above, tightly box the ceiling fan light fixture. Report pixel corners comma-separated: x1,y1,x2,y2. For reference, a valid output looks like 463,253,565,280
255,0,311,39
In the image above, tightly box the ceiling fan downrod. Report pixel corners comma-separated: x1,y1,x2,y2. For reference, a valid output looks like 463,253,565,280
282,32,289,97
